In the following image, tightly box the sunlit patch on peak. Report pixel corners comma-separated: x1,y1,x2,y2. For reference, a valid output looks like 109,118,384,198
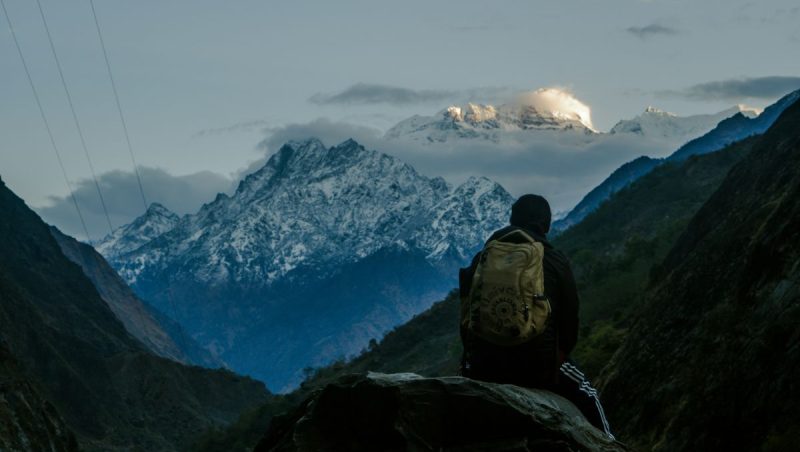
737,104,763,117
514,88,596,132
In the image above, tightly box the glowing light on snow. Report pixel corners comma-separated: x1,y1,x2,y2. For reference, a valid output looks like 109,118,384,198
737,104,763,116
464,103,498,122
446,106,464,121
515,88,596,131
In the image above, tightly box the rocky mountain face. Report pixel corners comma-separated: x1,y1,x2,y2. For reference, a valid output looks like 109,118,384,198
553,90,799,234
256,373,627,452
50,226,220,368
95,202,180,258
98,138,513,390
0,178,270,451
0,339,79,452
597,97,800,451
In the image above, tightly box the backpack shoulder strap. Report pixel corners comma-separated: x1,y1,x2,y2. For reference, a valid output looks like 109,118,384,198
495,229,537,244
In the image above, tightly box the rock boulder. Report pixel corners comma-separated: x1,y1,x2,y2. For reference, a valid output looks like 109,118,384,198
257,372,627,452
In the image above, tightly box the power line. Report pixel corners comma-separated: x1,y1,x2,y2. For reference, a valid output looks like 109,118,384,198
88,0,148,212
1,0,92,243
35,0,114,235
87,2,196,367
82,0,166,359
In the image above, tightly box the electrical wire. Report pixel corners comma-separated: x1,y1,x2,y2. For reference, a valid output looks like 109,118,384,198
35,0,114,234
1,0,92,242
88,0,148,212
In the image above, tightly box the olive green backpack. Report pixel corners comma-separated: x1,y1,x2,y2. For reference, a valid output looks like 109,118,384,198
461,229,551,346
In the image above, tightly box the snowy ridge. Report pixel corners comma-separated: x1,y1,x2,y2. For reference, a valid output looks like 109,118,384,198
95,202,180,258
100,139,512,288
610,105,760,144
96,138,514,389
553,91,799,236
385,102,594,144
384,88,600,144
404,176,512,260
385,90,761,148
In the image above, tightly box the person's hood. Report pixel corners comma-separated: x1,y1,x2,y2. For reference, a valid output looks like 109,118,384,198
509,194,551,236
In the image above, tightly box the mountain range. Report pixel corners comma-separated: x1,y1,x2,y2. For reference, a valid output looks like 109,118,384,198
196,89,800,452
552,90,800,233
4,85,799,450
384,88,756,149
609,105,759,142
98,138,513,390
384,89,596,143
96,93,798,392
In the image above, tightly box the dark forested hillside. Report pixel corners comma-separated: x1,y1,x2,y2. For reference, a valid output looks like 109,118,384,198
0,339,79,452
598,98,800,451
553,136,758,375
0,178,271,451
50,226,219,368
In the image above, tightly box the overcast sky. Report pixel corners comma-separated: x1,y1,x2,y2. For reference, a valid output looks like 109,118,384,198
1,0,799,240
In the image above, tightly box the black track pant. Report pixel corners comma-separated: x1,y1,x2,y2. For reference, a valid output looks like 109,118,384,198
555,361,614,439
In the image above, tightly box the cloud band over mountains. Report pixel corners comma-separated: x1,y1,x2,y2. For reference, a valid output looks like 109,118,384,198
668,76,800,100
37,168,233,242
248,117,681,216
309,83,512,106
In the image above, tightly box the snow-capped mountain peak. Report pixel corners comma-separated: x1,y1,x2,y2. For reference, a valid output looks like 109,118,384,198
95,202,180,258
100,138,512,287
720,104,761,118
609,104,762,143
642,106,675,116
401,175,513,260
514,88,595,131
443,103,500,124
384,88,596,144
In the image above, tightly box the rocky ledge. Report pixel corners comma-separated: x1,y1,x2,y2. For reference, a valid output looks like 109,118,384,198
256,373,627,451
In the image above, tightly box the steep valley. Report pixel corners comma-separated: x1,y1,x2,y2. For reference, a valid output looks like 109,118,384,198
0,178,271,451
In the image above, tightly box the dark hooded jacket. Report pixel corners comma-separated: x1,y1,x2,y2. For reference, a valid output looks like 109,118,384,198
459,195,579,386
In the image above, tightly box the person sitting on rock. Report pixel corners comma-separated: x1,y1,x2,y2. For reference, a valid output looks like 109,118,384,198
458,193,614,439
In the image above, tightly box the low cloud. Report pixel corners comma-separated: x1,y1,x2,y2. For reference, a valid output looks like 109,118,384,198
192,119,273,138
309,83,513,106
37,167,233,242
668,76,800,101
257,118,383,152
309,83,457,106
626,24,678,39
46,110,711,243
379,133,673,211
252,118,682,215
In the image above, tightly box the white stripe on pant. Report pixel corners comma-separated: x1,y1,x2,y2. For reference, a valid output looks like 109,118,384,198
559,363,615,440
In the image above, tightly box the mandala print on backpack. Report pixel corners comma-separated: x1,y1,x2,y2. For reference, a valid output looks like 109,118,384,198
463,229,551,345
